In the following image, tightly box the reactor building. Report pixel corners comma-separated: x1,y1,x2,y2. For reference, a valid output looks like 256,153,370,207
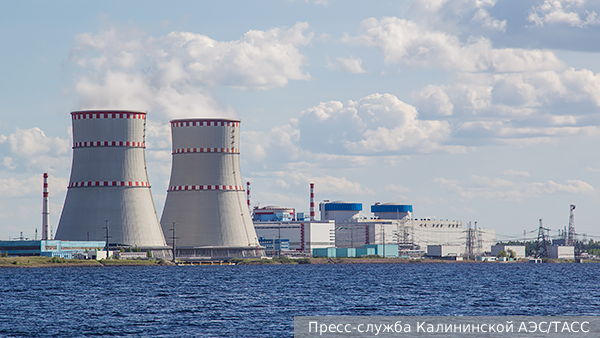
160,118,262,260
55,110,170,258
331,202,496,256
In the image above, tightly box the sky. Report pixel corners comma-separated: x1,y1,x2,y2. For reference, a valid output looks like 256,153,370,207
1,0,600,242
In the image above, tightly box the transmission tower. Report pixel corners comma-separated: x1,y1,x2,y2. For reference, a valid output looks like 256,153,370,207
567,204,576,246
535,218,550,258
466,221,473,256
397,217,414,251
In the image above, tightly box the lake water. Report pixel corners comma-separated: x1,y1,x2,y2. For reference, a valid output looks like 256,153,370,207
1,263,598,337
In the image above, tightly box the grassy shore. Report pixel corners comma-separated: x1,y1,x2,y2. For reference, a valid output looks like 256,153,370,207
0,256,174,268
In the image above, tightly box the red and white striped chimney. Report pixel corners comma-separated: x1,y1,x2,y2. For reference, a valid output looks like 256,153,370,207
310,182,315,221
246,182,251,210
42,173,50,240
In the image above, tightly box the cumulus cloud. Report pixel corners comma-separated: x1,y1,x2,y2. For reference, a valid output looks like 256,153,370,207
408,0,506,32
345,17,563,72
7,128,69,157
434,175,594,202
414,68,600,144
241,93,462,175
295,93,456,154
327,57,367,73
69,23,313,119
0,175,69,199
528,0,600,27
471,7,507,32
0,128,71,173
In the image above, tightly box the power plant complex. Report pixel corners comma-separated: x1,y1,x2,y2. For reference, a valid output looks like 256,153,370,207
1,109,579,262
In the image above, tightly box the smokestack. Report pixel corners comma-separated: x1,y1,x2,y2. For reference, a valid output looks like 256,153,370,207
55,110,169,253
160,118,261,259
310,182,315,221
42,173,49,240
247,182,251,210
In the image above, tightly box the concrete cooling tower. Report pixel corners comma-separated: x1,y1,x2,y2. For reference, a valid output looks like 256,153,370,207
160,118,261,260
55,110,170,258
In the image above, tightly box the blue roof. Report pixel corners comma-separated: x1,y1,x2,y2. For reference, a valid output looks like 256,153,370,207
320,202,362,211
371,204,413,213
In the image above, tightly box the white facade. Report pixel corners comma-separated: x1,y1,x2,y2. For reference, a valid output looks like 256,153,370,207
55,111,169,253
427,245,462,257
548,246,575,260
160,119,261,259
491,245,526,258
254,221,335,253
335,219,496,255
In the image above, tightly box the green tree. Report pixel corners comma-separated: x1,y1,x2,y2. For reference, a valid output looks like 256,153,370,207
497,250,507,258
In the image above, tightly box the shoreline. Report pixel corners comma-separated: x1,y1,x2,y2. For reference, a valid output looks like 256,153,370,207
1,256,596,268
0,256,175,268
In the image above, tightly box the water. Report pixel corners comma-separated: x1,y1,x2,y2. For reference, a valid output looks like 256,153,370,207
0,263,599,337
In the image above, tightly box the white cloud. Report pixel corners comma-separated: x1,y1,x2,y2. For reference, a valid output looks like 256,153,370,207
145,120,172,150
270,171,375,196
529,0,600,27
471,8,507,32
434,175,594,202
8,128,69,157
327,57,367,73
3,157,16,171
294,93,457,154
346,17,564,72
416,84,454,118
0,128,71,173
413,68,600,144
0,175,68,199
70,23,313,119
503,169,531,177
241,93,462,177
408,0,506,33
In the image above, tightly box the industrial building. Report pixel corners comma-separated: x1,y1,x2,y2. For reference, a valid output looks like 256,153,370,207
160,118,262,260
328,202,496,256
55,110,171,258
548,246,575,259
491,245,526,259
253,221,335,255
427,245,462,258
319,201,362,223
0,240,105,259
313,244,399,258
252,205,295,222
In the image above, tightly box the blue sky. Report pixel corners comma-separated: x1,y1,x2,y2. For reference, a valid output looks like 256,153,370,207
1,0,600,242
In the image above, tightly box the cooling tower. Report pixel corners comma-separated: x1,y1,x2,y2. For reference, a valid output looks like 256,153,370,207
160,118,261,259
55,110,170,257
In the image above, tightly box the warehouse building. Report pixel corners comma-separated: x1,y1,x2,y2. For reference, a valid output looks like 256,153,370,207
253,220,335,255
0,240,106,259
